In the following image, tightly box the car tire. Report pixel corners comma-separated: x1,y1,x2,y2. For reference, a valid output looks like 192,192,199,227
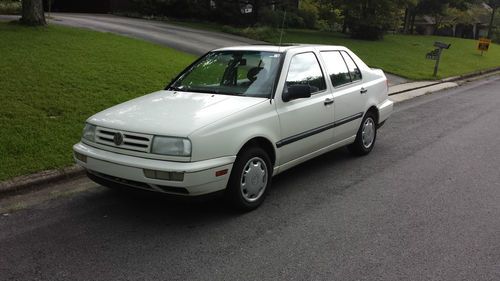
348,111,377,156
225,146,272,211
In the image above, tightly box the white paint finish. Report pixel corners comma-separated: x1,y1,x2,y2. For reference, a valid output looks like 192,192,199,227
277,90,335,164
189,101,281,162
74,45,392,196
377,99,394,123
274,49,335,164
74,142,233,195
74,142,235,173
88,90,267,137
275,136,356,175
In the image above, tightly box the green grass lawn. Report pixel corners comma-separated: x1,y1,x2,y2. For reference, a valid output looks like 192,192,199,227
272,30,500,80
1,20,499,181
165,19,500,80
0,22,195,181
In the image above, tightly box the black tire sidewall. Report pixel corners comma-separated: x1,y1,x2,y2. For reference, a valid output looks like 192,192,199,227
349,112,377,155
226,146,272,211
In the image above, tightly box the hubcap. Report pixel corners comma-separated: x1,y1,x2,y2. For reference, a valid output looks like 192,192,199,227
240,157,268,202
361,117,375,149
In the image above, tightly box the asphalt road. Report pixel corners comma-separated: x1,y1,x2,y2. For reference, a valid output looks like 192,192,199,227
1,75,499,280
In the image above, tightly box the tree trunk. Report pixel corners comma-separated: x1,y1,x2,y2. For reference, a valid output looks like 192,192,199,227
342,9,349,33
487,6,497,39
20,0,46,26
410,12,416,34
403,8,410,34
433,15,442,35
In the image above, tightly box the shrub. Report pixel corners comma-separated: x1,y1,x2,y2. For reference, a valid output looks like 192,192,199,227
0,0,21,15
349,23,385,40
316,19,331,32
240,26,276,41
221,25,277,42
259,7,283,28
285,12,305,28
298,0,319,29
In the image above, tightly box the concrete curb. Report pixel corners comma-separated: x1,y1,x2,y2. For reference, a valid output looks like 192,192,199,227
0,165,85,196
389,66,500,96
0,67,498,198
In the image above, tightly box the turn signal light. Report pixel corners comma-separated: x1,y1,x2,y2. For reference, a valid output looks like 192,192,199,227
215,169,228,177
74,152,87,163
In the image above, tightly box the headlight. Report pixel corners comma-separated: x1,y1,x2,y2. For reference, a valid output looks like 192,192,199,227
151,136,191,156
82,123,96,142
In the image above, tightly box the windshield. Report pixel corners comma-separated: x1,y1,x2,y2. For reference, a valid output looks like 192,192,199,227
169,51,282,98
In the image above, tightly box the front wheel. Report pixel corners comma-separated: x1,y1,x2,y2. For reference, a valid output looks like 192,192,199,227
348,111,377,156
225,147,272,211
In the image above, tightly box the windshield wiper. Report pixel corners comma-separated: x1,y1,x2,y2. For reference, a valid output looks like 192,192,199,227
185,88,221,95
168,85,186,92
169,87,244,96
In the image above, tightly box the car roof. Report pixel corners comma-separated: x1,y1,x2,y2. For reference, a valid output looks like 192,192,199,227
214,44,347,53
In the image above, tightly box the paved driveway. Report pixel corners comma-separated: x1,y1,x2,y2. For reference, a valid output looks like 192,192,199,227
1,13,261,55
0,13,408,85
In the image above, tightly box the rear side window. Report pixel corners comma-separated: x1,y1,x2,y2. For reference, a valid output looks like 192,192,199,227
285,52,326,94
320,51,351,87
341,51,362,82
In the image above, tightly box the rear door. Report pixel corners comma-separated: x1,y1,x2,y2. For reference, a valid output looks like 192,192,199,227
320,50,366,143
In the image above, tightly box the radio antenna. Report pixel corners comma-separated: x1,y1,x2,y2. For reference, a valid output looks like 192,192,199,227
278,10,286,48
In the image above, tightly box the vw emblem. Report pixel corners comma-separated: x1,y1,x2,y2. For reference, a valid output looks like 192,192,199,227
113,132,124,146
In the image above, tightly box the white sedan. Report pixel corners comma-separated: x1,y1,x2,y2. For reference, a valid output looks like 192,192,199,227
73,45,393,210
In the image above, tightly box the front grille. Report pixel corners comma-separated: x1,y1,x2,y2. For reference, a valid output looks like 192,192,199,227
95,127,152,152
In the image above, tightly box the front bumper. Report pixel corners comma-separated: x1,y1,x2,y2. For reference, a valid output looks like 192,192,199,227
73,142,235,196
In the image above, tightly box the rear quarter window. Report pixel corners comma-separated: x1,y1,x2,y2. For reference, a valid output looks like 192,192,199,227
340,51,362,82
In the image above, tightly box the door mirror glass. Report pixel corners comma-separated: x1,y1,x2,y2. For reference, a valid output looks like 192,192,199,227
282,84,311,102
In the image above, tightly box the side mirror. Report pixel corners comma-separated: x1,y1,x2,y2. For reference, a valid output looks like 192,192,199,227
282,84,312,102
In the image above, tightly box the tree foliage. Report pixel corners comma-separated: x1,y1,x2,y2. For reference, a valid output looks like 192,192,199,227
123,0,495,41
341,0,409,40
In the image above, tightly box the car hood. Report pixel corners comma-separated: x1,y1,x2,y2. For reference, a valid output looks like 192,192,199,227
88,90,267,137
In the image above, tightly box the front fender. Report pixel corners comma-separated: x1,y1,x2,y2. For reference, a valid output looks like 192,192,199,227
189,101,281,162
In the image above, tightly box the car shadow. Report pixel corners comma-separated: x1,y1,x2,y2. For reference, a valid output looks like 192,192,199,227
82,147,357,224
6,146,377,253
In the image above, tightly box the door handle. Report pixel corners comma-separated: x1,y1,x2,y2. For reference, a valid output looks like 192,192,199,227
324,98,334,105
360,87,368,94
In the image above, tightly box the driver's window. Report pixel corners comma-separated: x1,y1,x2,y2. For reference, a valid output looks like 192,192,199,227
285,52,326,94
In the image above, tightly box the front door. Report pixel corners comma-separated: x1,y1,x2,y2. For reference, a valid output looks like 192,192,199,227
275,52,334,165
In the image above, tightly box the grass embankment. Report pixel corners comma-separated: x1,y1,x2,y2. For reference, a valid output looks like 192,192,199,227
0,22,195,181
274,30,500,80
167,19,500,80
